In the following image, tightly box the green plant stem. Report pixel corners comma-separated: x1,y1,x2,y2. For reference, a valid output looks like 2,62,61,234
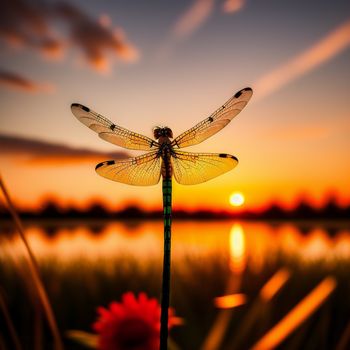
160,177,172,349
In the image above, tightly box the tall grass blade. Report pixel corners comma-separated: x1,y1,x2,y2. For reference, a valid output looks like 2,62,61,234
201,274,243,350
251,276,336,350
336,320,350,350
0,175,63,350
0,289,22,350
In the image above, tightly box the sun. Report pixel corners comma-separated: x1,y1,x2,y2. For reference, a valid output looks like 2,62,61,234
229,192,245,207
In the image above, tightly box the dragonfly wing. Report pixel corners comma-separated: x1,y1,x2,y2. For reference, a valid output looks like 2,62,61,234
172,150,238,185
71,103,158,151
95,151,161,186
172,87,252,149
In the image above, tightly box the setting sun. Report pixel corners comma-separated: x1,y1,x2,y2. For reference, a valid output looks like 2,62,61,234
230,192,245,207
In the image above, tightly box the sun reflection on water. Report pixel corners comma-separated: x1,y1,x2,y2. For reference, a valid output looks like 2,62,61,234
0,221,349,270
229,224,246,273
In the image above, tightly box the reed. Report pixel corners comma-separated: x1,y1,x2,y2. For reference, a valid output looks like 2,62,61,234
0,175,63,350
251,276,337,349
0,288,22,350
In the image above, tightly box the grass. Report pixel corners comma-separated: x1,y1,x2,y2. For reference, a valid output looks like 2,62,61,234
0,176,63,350
0,220,350,349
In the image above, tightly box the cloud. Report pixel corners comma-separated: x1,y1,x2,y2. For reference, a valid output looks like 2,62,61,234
0,0,64,59
173,0,215,39
54,3,139,72
172,0,246,39
0,69,54,93
0,133,129,165
156,0,245,59
0,0,139,73
254,20,350,101
222,0,246,14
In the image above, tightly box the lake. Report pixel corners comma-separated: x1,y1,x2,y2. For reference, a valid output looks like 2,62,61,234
1,220,349,349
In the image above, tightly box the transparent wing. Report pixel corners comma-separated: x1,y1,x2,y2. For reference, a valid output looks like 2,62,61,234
95,151,161,186
172,87,253,149
71,103,158,151
172,150,238,185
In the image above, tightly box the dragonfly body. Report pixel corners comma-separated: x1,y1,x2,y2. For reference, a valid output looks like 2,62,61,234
71,87,253,349
155,127,174,179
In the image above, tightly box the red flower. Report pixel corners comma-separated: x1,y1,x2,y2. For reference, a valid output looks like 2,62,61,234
93,292,177,350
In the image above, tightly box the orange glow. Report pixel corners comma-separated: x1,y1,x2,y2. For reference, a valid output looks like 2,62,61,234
222,0,245,14
229,224,246,273
300,229,332,262
90,56,109,73
334,231,350,259
27,155,123,166
0,225,162,264
2,221,350,270
214,293,246,309
114,37,140,62
260,268,291,301
2,151,349,212
252,277,337,350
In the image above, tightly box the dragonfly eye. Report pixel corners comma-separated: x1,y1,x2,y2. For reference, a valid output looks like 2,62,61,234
164,128,173,138
153,127,173,139
153,127,162,139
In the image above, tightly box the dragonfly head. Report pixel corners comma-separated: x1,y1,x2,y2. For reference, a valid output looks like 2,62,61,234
153,126,173,139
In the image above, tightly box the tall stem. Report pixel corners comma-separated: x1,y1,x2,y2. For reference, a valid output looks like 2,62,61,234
160,177,172,349
0,175,63,350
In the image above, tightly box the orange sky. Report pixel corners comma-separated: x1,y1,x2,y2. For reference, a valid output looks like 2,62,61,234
0,1,349,212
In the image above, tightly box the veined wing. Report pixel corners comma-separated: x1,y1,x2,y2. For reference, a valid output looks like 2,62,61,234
172,87,253,149
95,151,161,186
71,103,158,151
172,150,238,185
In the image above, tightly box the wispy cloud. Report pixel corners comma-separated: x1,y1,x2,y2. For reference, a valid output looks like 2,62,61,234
157,0,245,59
0,134,129,165
254,20,350,101
172,0,246,39
222,0,246,14
0,0,139,73
173,0,215,39
0,70,54,93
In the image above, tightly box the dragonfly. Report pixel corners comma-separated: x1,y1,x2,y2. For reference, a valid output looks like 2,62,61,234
71,87,253,349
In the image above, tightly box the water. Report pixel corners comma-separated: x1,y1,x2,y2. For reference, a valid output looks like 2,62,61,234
1,220,350,349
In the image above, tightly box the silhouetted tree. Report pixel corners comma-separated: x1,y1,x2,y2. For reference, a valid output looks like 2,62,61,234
293,199,315,219
87,201,109,218
321,193,341,219
39,199,61,218
264,202,287,219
